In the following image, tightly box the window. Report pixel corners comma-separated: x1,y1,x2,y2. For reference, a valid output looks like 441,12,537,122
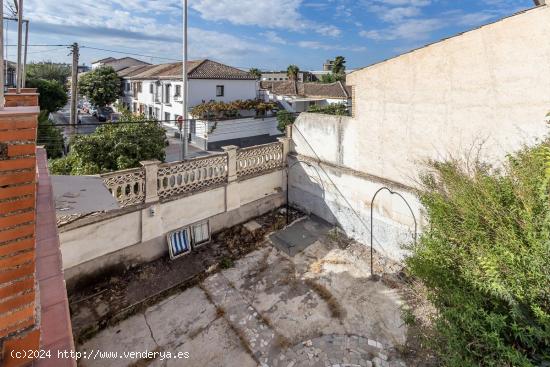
154,108,160,118
192,221,210,248
132,103,137,112
149,84,154,94
216,85,224,97
175,85,182,97
167,228,191,259
165,84,171,103
164,112,171,123
148,106,153,117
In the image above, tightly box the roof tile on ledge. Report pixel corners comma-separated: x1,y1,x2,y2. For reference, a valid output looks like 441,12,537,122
34,148,76,367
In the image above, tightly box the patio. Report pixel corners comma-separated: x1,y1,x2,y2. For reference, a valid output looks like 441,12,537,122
78,217,408,367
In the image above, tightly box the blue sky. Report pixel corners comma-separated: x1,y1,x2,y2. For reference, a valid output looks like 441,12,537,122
20,0,533,71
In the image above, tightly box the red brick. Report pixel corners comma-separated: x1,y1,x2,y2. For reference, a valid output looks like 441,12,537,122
0,128,36,142
0,278,34,299
0,184,34,200
0,303,34,331
0,158,36,172
0,171,35,186
1,329,40,367
0,211,35,229
0,238,34,257
0,317,35,339
0,197,34,215
0,262,34,284
0,119,36,130
0,291,34,314
0,224,34,244
7,144,35,157
0,250,34,269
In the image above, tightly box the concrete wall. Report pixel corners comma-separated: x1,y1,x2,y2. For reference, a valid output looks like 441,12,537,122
289,6,550,261
346,5,550,186
60,169,285,285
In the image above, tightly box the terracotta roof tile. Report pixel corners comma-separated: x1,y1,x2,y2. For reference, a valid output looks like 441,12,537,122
121,59,255,80
260,80,350,99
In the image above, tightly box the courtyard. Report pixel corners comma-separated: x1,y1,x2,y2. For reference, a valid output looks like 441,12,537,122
77,216,410,367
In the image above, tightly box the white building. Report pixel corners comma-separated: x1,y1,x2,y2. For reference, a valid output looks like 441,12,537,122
117,59,282,150
260,80,352,113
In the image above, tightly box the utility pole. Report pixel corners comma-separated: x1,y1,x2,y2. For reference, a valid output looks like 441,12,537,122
22,19,28,87
15,0,22,93
181,0,188,160
69,43,79,127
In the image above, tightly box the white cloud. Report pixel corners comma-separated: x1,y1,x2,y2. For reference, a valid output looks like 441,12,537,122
262,31,287,45
190,0,341,37
297,41,367,52
360,18,443,41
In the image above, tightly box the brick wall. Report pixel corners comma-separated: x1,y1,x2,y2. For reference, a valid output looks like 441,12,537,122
0,101,40,366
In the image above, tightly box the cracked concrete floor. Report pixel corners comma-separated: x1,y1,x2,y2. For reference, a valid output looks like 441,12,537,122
78,218,407,367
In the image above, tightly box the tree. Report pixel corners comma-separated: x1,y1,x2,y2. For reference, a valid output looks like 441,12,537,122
49,113,168,175
406,142,550,366
249,68,262,79
332,56,346,75
79,66,121,107
277,110,296,133
37,111,64,159
320,74,336,84
26,79,68,113
287,65,300,81
26,62,71,86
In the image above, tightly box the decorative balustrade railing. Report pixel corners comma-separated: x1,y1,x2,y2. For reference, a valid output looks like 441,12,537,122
99,141,287,208
157,154,229,200
101,167,146,207
237,142,284,178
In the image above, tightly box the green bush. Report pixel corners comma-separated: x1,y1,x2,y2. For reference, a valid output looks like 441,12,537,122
37,111,64,159
307,103,349,116
26,78,67,113
277,110,296,133
49,114,167,175
407,143,550,366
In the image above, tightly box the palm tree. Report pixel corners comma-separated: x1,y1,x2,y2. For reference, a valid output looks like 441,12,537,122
287,65,300,81
249,68,262,80
332,56,346,75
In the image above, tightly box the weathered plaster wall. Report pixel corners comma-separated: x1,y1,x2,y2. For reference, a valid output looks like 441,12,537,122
60,169,285,281
290,6,550,260
346,5,550,185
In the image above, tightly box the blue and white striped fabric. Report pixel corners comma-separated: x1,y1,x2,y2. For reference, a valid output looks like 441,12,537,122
169,229,190,258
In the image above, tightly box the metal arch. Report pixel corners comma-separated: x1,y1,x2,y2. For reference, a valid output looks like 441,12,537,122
370,186,417,279
285,158,325,224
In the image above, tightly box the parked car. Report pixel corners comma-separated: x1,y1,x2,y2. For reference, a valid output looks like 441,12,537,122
80,101,91,113
89,105,98,117
97,107,114,122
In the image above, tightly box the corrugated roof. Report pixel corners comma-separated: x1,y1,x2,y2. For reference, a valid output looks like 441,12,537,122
120,59,256,80
260,80,350,99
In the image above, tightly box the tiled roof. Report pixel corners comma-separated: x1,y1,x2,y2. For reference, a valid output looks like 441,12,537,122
260,80,351,99
92,57,116,64
101,57,151,72
121,59,256,80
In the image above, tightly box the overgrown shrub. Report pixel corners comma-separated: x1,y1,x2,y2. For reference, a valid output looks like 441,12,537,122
277,110,296,133
307,103,349,116
49,113,167,175
37,111,64,159
407,143,550,366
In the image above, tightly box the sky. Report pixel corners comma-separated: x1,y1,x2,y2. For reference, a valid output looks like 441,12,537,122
16,0,534,71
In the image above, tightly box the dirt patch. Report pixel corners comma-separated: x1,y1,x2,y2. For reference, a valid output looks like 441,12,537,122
304,278,346,320
70,207,303,345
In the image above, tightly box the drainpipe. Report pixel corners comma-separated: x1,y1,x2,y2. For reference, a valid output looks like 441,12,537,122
16,0,22,93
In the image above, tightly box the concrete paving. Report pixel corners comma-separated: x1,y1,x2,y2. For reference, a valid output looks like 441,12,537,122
77,217,408,367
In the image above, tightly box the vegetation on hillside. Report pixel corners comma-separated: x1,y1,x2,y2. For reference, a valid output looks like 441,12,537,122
49,113,167,175
406,141,550,366
79,66,121,107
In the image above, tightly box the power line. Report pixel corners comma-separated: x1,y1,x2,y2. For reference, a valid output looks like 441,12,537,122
80,46,179,62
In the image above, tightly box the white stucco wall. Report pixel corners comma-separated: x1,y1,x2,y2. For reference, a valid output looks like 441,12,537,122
59,169,284,271
346,5,550,185
289,6,550,261
206,117,280,143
